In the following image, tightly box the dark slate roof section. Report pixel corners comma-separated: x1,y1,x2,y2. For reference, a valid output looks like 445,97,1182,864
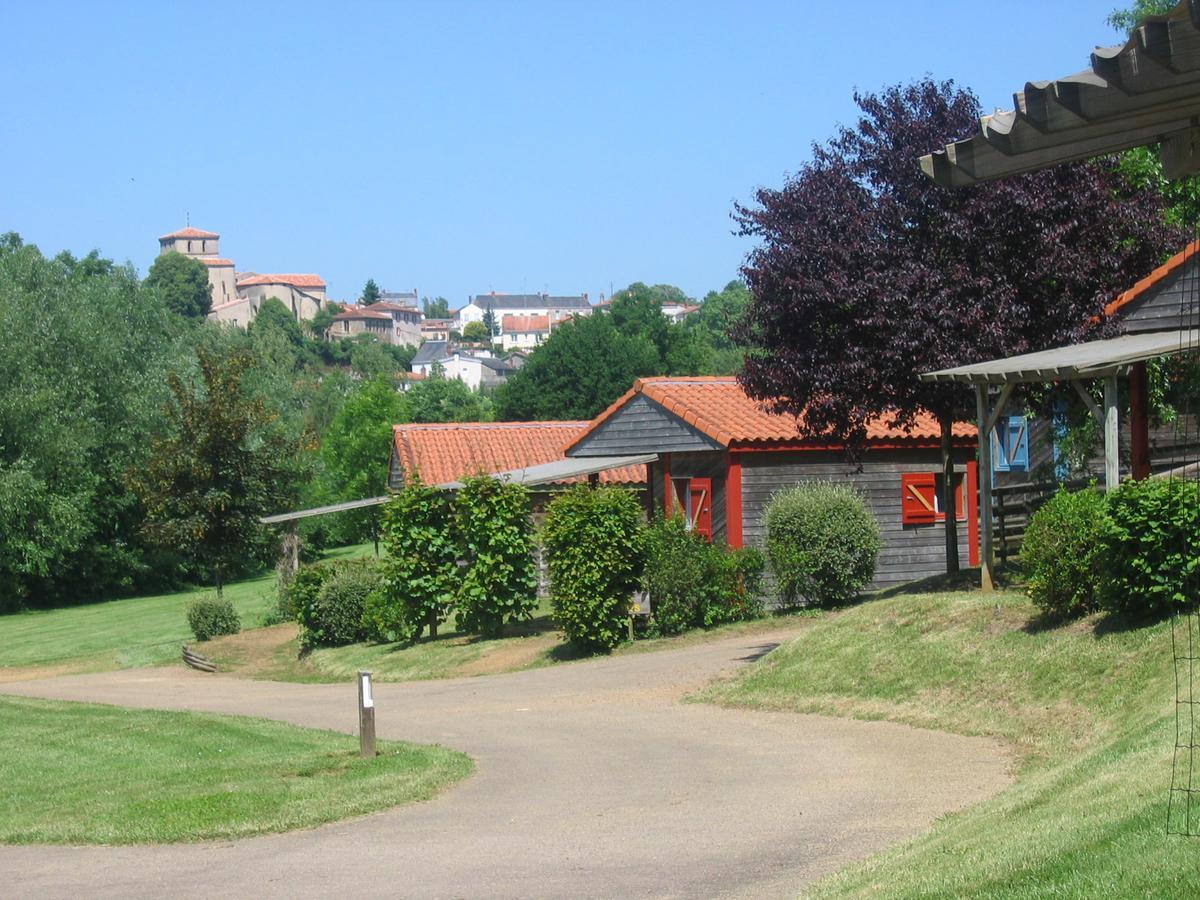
468,293,591,310
473,355,514,373
412,340,448,365
379,290,418,304
569,393,725,457
921,1,1200,188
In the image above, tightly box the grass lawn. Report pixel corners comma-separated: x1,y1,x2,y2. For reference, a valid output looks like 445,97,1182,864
700,588,1200,897
0,694,471,844
0,544,372,676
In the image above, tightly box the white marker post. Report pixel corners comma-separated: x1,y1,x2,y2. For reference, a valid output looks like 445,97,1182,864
358,670,376,758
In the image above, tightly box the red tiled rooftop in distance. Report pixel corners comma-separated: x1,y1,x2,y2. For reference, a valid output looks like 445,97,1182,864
332,307,392,320
159,226,220,240
236,273,327,289
199,257,234,266
392,421,646,487
502,314,550,332
571,376,975,452
366,301,420,313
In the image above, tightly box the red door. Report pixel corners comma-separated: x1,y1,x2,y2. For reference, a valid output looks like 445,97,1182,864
689,478,713,541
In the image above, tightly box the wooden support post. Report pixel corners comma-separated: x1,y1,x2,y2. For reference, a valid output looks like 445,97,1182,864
975,384,995,593
661,453,673,517
358,670,376,759
1129,362,1151,480
726,452,743,549
1104,375,1120,493
587,471,600,489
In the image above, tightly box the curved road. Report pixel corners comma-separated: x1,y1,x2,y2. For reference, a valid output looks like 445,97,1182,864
0,629,1010,898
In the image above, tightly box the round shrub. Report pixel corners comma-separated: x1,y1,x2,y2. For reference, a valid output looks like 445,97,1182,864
1099,477,1200,620
283,562,332,624
297,559,383,648
765,482,881,607
542,485,645,653
186,596,241,642
705,546,767,628
1022,485,1107,619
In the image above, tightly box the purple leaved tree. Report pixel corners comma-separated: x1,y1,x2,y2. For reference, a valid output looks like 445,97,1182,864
734,78,1182,574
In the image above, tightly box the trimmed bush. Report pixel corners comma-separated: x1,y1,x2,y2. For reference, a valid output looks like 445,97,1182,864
1099,478,1200,619
186,596,240,642
296,559,383,648
454,476,539,638
765,482,881,607
373,481,459,644
284,562,332,624
642,515,767,634
1022,485,1108,619
542,485,645,653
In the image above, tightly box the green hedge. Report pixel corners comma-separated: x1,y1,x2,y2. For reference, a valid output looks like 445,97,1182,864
294,558,383,649
542,486,645,653
185,596,240,642
1023,486,1108,619
765,482,880,607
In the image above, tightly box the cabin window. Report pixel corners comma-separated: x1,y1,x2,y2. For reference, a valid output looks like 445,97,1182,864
901,472,965,525
669,476,713,541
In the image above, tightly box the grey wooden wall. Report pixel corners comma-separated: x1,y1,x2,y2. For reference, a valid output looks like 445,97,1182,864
740,448,975,590
570,394,723,456
1121,258,1200,334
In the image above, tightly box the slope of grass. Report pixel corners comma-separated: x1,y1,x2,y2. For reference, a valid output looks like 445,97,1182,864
0,695,471,844
0,544,372,673
701,590,1200,897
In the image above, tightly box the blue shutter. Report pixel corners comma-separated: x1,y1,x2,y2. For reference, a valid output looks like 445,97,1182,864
993,415,1029,473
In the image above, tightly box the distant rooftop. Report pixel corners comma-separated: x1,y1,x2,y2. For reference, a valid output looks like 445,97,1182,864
159,226,219,240
236,273,326,289
468,292,590,311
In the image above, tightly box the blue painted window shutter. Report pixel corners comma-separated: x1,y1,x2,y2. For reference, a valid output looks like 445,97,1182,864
993,416,1029,473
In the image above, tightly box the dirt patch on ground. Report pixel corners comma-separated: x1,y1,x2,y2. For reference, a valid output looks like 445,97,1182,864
454,632,562,677
198,624,299,678
0,660,100,684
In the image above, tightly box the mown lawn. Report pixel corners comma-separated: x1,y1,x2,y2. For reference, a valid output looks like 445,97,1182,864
700,589,1200,897
0,544,372,674
0,695,471,844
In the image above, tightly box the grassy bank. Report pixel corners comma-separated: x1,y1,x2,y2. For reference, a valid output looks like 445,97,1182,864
701,589,1199,897
0,695,471,844
0,544,372,675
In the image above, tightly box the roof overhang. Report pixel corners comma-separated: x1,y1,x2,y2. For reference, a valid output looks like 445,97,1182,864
260,454,655,523
919,329,1198,384
921,1,1200,188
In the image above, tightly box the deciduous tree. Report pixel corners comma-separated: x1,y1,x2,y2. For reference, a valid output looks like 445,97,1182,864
735,78,1181,573
146,251,212,318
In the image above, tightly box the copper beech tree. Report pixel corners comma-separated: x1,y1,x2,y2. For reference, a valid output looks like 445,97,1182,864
734,78,1181,573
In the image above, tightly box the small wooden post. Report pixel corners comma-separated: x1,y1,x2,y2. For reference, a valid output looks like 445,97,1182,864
1129,362,1151,480
1103,375,1120,493
975,384,995,593
358,670,376,759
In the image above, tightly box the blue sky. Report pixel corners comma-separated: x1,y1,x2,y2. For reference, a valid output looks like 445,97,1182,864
2,1,1126,305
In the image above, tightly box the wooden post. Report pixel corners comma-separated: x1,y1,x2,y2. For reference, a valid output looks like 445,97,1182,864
661,453,673,516
1129,362,1151,480
726,452,743,549
1104,375,1120,493
975,384,995,593
358,670,376,759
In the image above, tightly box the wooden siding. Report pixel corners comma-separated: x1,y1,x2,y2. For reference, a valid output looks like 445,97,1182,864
740,449,975,590
1120,258,1200,334
569,394,723,457
666,451,728,542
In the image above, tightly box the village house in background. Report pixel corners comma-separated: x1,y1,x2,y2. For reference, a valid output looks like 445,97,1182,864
410,340,514,390
158,226,328,327
421,318,453,341
454,292,593,333
499,314,551,350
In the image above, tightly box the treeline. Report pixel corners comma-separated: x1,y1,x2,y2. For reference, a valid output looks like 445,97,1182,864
0,235,485,610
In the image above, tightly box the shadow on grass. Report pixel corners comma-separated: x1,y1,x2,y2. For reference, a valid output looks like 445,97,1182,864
870,560,1026,600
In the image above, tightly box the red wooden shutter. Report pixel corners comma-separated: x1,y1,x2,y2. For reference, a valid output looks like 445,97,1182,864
689,478,713,541
901,473,938,525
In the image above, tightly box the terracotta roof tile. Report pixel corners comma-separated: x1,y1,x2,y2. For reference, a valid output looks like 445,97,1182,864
332,308,392,321
1105,240,1200,318
571,376,975,451
392,422,646,487
199,257,234,266
501,314,550,333
159,226,219,240
236,273,326,289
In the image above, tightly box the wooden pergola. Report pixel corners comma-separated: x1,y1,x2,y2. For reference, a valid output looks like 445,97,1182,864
918,0,1200,591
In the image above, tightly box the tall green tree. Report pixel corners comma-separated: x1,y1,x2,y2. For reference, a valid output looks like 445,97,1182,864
406,369,492,423
146,251,212,318
462,321,489,343
482,303,498,338
362,279,381,304
422,296,451,318
131,346,299,595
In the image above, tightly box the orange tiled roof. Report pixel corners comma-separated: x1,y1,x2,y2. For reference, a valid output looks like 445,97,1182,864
332,307,391,321
236,273,326,289
366,300,420,313
570,376,975,451
199,257,234,266
392,422,646,487
1105,240,1200,318
502,314,550,333
159,226,219,240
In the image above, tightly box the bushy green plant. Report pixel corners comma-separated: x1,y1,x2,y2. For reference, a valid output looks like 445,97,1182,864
1099,478,1200,619
765,482,880,607
186,596,241,642
373,481,460,644
642,515,766,634
542,486,646,653
284,561,332,623
454,476,538,638
1022,485,1108,619
296,559,382,648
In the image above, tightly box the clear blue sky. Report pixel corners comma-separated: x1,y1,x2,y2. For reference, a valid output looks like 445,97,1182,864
2,1,1125,305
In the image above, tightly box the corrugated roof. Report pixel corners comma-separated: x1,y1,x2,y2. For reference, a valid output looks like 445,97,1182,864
920,329,1200,384
160,226,219,240
392,421,647,486
568,376,974,452
237,273,326,288
921,1,1200,188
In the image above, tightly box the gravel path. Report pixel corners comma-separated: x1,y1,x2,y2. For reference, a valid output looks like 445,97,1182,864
0,628,1010,898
